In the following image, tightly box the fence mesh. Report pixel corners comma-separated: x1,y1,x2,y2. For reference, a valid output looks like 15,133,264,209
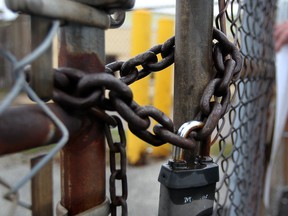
213,0,277,215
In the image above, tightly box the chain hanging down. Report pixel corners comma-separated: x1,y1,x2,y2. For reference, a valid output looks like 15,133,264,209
105,116,128,216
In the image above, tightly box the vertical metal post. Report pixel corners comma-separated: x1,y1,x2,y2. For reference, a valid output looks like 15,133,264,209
0,15,30,89
31,155,53,216
173,0,214,165
59,24,107,215
31,17,53,101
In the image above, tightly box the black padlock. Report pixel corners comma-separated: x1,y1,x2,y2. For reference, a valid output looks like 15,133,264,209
158,121,219,216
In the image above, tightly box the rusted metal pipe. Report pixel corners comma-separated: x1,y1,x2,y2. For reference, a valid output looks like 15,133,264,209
59,23,106,215
0,104,82,156
5,0,110,28
173,0,214,165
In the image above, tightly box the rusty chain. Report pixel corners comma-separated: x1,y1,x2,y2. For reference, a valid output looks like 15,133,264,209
53,27,242,149
105,36,175,85
105,116,128,216
52,27,242,215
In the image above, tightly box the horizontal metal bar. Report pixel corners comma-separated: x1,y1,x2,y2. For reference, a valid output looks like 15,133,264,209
5,0,110,28
0,104,83,156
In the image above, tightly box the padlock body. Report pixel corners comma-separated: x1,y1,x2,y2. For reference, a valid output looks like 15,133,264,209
158,162,219,216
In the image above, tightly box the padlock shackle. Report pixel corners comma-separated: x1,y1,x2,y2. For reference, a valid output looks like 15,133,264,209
177,121,204,138
173,121,204,161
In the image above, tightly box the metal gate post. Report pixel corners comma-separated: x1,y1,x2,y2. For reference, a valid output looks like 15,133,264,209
174,0,214,165
58,24,108,215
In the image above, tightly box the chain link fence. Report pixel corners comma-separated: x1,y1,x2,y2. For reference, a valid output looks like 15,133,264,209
213,0,277,215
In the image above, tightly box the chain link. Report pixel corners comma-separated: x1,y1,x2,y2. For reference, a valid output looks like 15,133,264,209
105,36,175,85
52,27,242,215
53,27,242,150
105,116,128,216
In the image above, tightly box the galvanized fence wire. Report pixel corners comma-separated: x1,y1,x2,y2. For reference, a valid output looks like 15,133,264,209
213,0,276,215
0,20,69,214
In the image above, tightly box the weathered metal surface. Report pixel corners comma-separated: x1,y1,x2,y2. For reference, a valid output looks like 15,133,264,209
0,15,30,88
59,24,105,72
174,0,214,165
105,116,127,215
0,104,82,156
30,16,53,101
59,24,106,215
6,0,110,28
60,122,106,215
54,27,241,153
31,155,53,216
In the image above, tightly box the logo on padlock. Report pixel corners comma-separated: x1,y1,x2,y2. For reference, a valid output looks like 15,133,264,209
158,121,219,216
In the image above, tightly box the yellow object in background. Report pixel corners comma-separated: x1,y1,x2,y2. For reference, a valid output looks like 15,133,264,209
151,18,174,158
127,11,151,165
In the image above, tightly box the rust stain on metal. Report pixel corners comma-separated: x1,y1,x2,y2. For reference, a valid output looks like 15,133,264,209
59,51,105,73
0,104,82,156
59,28,105,73
0,106,50,154
59,25,106,214
60,119,106,215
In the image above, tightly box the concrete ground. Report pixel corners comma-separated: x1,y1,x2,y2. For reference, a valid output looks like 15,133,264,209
0,152,165,216
0,149,268,216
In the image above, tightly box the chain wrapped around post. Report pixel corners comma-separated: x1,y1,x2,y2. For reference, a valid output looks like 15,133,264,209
53,27,242,150
52,27,242,215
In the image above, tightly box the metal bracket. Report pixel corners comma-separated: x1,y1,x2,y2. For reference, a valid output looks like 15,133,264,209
56,197,110,216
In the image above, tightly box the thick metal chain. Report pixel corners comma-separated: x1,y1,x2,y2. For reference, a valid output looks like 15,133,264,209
53,27,242,215
105,36,174,85
105,116,128,216
53,27,242,150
